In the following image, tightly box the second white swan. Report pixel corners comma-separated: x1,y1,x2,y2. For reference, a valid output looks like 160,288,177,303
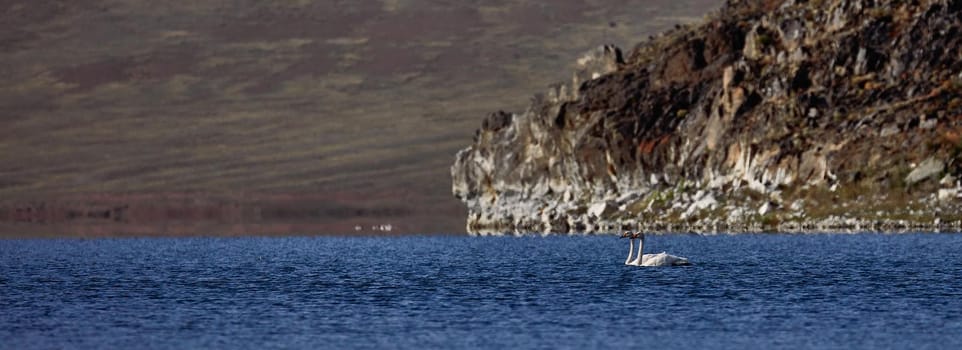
621,231,691,267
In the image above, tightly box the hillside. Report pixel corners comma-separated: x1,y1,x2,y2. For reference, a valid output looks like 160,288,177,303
452,0,962,235
0,1,720,235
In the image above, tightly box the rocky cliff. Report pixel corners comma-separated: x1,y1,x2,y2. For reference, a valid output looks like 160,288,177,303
452,0,962,235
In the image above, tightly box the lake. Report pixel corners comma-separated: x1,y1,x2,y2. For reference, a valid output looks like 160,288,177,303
2,233,961,349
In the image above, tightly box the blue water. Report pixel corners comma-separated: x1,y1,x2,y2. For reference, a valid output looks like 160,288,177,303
2,234,962,349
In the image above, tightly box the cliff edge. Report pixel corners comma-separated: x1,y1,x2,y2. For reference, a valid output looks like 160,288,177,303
452,0,962,235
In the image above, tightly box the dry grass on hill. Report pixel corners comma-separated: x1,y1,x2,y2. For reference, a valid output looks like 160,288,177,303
0,0,720,235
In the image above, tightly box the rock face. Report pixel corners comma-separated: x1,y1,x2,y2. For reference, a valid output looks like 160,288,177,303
452,0,962,235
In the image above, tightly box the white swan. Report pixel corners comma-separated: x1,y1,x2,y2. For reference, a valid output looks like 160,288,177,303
621,231,637,265
621,231,690,267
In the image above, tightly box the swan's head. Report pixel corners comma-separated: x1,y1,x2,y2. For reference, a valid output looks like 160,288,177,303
634,232,646,240
620,231,633,238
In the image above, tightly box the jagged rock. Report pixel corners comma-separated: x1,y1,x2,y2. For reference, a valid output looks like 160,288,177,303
588,201,617,219
758,202,771,216
940,175,957,186
682,192,717,219
906,158,945,185
939,188,960,201
452,0,962,235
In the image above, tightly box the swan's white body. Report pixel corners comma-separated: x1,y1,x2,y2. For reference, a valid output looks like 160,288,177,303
625,234,690,267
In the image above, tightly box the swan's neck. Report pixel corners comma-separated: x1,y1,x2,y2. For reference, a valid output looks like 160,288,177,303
636,237,645,263
626,238,635,264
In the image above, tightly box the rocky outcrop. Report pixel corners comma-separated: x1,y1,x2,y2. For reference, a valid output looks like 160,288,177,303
452,0,962,235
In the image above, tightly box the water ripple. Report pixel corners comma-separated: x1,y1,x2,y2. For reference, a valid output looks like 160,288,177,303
2,234,962,349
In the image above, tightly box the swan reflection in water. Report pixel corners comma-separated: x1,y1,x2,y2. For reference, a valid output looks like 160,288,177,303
620,231,691,267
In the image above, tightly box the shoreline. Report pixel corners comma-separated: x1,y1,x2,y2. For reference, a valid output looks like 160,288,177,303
0,191,466,238
466,218,962,236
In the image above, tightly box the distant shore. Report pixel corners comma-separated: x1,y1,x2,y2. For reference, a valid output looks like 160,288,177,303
0,192,466,238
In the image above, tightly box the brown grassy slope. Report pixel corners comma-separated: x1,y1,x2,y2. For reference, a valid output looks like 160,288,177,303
0,0,720,234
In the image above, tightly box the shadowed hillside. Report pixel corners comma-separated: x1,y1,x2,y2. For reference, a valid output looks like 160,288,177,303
0,0,721,235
